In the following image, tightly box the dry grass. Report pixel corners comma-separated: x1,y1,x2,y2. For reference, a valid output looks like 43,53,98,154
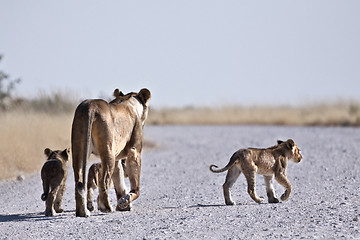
1,101,359,180
0,112,73,180
148,102,360,126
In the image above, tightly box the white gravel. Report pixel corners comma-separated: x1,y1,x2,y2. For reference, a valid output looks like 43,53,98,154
1,125,359,239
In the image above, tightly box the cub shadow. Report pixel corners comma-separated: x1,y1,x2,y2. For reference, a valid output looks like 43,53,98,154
0,210,74,222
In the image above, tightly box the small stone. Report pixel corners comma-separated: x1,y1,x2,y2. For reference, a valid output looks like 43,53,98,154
17,174,25,181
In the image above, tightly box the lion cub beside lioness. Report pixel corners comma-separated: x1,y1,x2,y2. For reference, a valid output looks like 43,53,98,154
210,139,302,205
87,160,128,211
41,148,70,216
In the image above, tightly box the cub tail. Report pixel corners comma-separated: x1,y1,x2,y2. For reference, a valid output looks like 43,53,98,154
209,153,238,173
41,192,48,201
41,178,49,201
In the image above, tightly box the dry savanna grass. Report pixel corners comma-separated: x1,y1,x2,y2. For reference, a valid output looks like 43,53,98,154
1,101,359,180
148,102,360,126
0,112,73,180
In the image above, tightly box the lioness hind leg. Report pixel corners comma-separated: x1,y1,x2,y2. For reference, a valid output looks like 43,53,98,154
98,156,114,213
113,160,129,211
73,167,90,217
244,171,264,203
117,148,140,211
264,175,279,203
223,166,241,206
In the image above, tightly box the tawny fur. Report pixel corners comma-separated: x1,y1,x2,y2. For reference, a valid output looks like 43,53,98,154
86,160,127,211
71,88,151,217
41,148,70,216
210,139,302,205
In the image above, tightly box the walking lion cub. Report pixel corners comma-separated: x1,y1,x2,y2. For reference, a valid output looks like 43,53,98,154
210,139,302,205
41,148,70,216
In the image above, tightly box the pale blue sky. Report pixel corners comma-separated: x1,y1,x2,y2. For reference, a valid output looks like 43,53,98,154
1,1,359,108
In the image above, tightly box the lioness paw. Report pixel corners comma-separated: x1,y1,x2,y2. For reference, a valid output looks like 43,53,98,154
116,195,131,211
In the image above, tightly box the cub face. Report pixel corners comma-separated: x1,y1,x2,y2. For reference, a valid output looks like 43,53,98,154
277,139,302,163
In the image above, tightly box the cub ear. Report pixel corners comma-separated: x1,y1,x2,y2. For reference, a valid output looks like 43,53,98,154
277,140,284,144
286,139,295,149
113,89,124,98
44,148,52,157
137,88,151,105
61,148,70,161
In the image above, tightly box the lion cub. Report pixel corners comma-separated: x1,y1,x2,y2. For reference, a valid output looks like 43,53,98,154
41,148,70,216
210,139,302,205
87,160,127,211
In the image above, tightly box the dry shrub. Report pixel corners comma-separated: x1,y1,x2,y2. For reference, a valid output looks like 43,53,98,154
0,112,73,180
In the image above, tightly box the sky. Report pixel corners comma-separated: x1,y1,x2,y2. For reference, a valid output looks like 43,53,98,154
0,1,359,108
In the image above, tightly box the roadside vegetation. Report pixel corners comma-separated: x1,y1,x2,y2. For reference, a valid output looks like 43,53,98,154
0,54,359,180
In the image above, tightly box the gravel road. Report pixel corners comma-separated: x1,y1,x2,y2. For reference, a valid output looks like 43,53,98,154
1,126,359,239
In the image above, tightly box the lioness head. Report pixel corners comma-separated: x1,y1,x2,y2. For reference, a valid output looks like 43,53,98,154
44,148,70,162
112,88,151,125
277,139,302,163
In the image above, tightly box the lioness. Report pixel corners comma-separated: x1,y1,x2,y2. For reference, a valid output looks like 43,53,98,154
210,139,302,205
41,148,70,216
71,88,151,217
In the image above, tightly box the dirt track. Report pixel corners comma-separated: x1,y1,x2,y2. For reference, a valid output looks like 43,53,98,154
1,126,359,239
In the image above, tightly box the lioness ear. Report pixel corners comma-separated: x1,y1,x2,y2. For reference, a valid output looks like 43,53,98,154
137,88,151,105
44,148,52,157
277,140,284,144
286,139,295,149
113,89,124,98
61,148,70,161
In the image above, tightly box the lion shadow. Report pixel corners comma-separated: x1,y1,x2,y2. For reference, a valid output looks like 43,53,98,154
0,210,75,222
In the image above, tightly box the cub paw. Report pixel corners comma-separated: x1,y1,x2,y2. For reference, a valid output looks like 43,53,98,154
225,200,235,206
45,210,56,217
55,208,64,213
87,202,94,212
268,197,280,203
255,197,264,204
280,193,289,201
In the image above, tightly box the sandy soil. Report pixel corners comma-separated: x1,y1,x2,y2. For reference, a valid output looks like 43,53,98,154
0,125,359,239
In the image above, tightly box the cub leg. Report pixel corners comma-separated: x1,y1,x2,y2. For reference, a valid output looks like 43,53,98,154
87,164,99,211
244,171,264,203
117,148,140,211
222,166,241,205
45,185,59,216
275,173,292,201
98,155,115,213
113,160,129,211
54,179,66,213
264,175,279,203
